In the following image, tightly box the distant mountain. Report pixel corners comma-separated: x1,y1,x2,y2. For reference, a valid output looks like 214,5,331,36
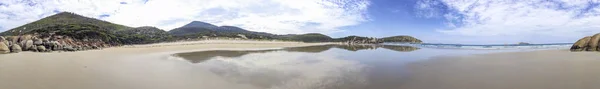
181,21,219,28
168,21,276,39
0,12,131,36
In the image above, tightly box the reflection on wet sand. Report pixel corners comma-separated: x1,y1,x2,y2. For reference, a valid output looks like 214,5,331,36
380,45,420,52
174,44,420,63
172,45,421,89
176,50,278,63
195,48,368,89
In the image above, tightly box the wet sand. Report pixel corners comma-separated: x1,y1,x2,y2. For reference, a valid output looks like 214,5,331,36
0,40,331,89
402,50,600,89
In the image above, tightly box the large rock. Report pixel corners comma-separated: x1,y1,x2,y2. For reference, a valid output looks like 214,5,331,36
2,41,7,47
10,44,22,53
36,46,46,52
571,36,592,51
0,41,9,54
64,45,75,51
18,35,32,43
6,36,19,44
0,36,7,47
587,33,600,51
23,40,34,51
49,41,61,50
33,39,43,46
0,36,5,42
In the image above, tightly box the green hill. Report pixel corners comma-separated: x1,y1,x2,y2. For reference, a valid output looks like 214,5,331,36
26,24,123,45
0,12,172,47
380,35,422,43
334,36,368,42
117,26,174,44
276,33,333,42
0,12,131,36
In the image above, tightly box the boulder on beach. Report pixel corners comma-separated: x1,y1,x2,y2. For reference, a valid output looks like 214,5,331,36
24,40,34,51
571,36,592,51
0,41,9,54
18,35,32,43
0,36,5,42
33,39,43,46
0,36,8,46
10,45,22,53
6,36,19,44
2,41,7,47
36,46,46,52
30,45,38,52
567,33,600,52
587,33,600,51
49,41,61,50
64,45,75,51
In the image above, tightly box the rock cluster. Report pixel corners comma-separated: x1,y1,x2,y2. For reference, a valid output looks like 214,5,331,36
0,34,108,54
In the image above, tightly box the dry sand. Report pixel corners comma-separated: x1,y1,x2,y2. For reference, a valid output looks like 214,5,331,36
401,49,600,89
0,40,332,89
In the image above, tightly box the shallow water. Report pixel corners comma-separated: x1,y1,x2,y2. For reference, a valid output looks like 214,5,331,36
173,44,523,89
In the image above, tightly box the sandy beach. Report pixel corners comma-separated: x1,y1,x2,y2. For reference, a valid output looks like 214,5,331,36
0,40,331,89
401,49,600,89
2,40,599,89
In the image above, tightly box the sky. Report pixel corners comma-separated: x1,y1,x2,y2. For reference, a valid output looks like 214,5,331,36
1,0,600,44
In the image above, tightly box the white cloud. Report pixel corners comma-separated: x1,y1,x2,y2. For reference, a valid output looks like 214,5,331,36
0,0,370,34
417,0,600,43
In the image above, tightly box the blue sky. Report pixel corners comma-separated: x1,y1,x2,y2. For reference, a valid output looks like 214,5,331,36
1,0,600,44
